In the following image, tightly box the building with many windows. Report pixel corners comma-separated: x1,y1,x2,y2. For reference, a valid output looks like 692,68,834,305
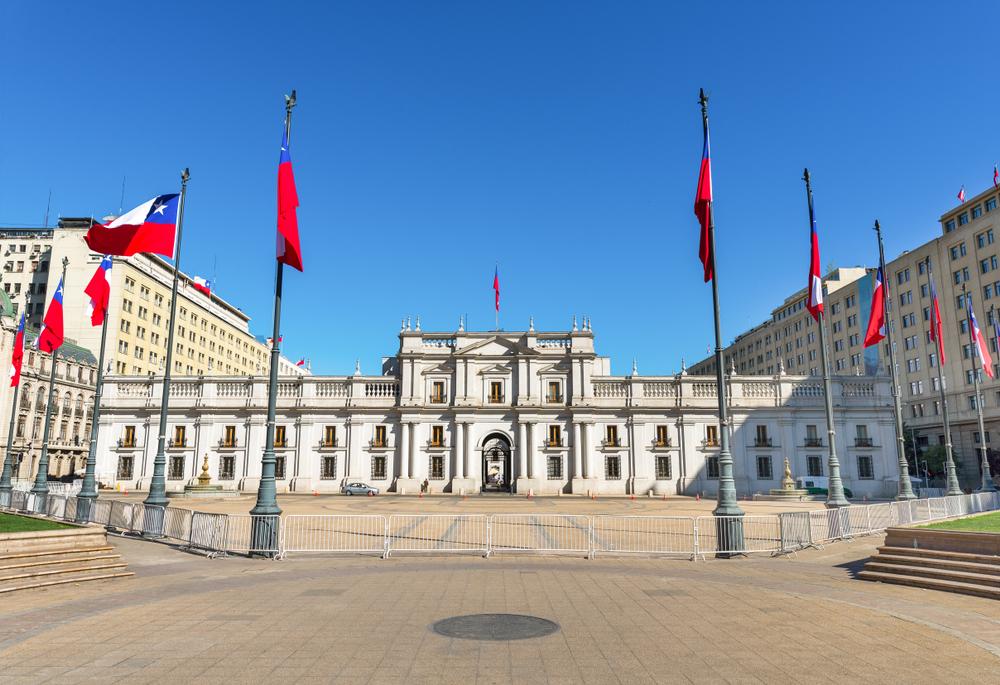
95,325,899,498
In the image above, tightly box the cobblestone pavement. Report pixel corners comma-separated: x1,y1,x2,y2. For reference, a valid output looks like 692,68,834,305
1,531,999,684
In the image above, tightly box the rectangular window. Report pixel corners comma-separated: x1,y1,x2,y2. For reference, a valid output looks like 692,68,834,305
168,456,185,480
323,425,337,447
945,219,956,232
218,456,234,481
275,456,286,479
546,381,562,403
275,425,287,448
117,455,134,479
655,425,669,447
172,425,186,447
547,455,563,479
755,425,770,446
431,425,445,447
431,381,446,403
373,425,387,448
321,456,337,479
706,456,720,479
489,381,503,403
973,205,983,219
705,425,719,446
605,455,621,480
371,455,387,480
807,456,823,477
122,425,136,448
756,455,773,480
605,425,619,447
548,425,562,446
857,455,874,480
429,455,445,479
805,424,821,447
222,425,236,448
655,455,672,479
959,212,969,226
987,199,998,213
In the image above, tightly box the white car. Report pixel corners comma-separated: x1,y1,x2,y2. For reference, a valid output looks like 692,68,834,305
341,482,379,496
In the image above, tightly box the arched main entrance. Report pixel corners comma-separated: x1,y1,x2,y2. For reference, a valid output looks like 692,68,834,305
481,434,512,493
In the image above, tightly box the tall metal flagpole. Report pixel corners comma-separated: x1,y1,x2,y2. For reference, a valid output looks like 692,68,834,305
145,170,190,509
874,221,915,500
699,90,744,554
77,257,113,521
250,90,296,554
0,296,27,504
926,256,962,496
985,304,1000,492
965,287,997,492
31,258,69,513
802,170,849,508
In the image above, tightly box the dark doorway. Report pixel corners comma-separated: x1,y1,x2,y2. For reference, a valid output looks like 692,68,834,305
481,434,512,493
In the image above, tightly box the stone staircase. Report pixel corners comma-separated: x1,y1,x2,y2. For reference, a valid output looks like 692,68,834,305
859,527,1000,599
0,526,134,594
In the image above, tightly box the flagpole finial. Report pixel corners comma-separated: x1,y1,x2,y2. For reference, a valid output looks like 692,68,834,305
528,316,534,332
458,314,465,332
181,168,190,184
802,167,811,186
285,89,297,112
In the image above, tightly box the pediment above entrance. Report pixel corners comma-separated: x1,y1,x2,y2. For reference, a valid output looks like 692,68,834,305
535,361,571,375
477,363,513,375
454,336,523,358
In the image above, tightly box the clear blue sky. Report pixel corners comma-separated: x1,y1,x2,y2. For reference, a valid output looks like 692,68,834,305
2,2,997,375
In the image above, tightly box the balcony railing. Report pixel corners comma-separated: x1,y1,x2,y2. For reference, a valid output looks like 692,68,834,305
218,438,238,448
652,438,672,448
854,437,874,447
430,395,447,404
427,440,448,449
274,439,288,448
488,395,506,404
118,438,137,448
754,438,773,447
369,439,389,448
168,438,188,448
601,438,622,448
703,439,720,447
804,437,823,447
319,438,340,448
545,394,564,404
544,438,566,448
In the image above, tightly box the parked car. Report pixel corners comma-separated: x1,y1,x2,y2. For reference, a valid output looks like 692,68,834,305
341,482,379,496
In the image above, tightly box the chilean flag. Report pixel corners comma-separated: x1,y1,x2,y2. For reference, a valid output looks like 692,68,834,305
84,195,179,258
994,164,999,188
968,299,994,379
296,358,305,367
493,267,500,312
192,276,211,297
863,267,886,348
958,186,966,203
277,129,303,272
806,205,824,321
694,125,713,282
37,278,65,354
929,268,946,364
84,256,113,326
9,313,25,387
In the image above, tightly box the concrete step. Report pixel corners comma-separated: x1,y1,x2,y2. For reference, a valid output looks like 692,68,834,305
872,553,1000,577
0,553,121,573
876,546,1000,566
863,561,1000,588
0,571,134,595
0,546,115,563
859,569,1000,600
0,561,129,586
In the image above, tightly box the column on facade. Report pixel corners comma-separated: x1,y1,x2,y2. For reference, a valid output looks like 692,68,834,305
518,421,527,480
400,422,410,479
573,422,582,478
344,419,352,479
191,419,203,478
455,422,465,479
463,423,474,483
527,423,536,479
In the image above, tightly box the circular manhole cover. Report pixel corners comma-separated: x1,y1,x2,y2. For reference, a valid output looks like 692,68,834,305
432,613,560,641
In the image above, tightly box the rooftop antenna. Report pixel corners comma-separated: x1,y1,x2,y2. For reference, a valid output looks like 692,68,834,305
43,189,52,227
119,176,126,216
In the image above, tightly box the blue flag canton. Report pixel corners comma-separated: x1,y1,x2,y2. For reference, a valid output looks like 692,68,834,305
145,194,180,225
52,278,64,304
280,130,292,165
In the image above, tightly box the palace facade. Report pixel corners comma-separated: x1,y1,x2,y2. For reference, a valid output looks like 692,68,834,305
95,325,901,498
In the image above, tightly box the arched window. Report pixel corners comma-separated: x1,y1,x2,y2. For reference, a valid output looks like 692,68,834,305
75,393,84,413
35,387,46,411
19,384,31,409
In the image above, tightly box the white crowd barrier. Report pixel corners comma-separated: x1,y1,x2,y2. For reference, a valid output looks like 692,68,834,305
2,491,998,559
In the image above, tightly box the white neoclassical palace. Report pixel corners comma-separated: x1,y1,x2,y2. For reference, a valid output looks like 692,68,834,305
95,324,901,498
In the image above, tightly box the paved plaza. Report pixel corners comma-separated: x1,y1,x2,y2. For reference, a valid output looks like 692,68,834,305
1,498,999,684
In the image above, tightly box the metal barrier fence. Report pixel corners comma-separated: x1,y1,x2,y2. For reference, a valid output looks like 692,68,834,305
2,491,999,559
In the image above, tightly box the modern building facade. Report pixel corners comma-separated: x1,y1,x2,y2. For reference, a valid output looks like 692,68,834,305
691,184,1000,489
95,325,900,498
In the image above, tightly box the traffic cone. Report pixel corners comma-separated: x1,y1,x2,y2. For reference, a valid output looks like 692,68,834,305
312,490,319,496
696,493,701,502
630,493,636,501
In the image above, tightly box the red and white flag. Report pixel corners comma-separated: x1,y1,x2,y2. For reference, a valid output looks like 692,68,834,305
9,313,25,387
958,185,967,203
492,267,500,312
994,165,999,188
694,122,713,282
295,358,305,367
806,203,824,321
968,298,995,379
863,267,886,347
928,264,946,364
84,256,112,326
192,276,211,297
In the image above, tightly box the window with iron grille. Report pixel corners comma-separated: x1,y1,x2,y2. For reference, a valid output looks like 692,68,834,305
605,455,621,480
117,455,134,479
321,456,337,480
706,456,720,479
547,455,563,479
429,455,445,479
219,456,235,480
371,455,387,480
857,455,874,480
655,455,671,479
807,456,823,477
168,456,185,480
275,456,286,479
756,455,773,480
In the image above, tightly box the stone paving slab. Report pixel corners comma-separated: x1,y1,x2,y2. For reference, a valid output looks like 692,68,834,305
0,533,997,684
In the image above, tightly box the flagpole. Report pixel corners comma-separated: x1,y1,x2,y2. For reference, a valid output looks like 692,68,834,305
145,169,190,509
31,258,69,513
699,90,744,541
802,170,849,509
250,90,296,554
874,221,915,500
926,256,962,496
965,286,997,492
77,258,113,520
0,300,26,503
